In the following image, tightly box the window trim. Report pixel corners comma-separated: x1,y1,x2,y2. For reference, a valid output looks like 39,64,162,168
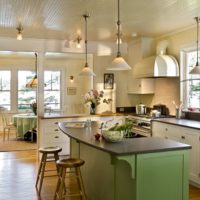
181,47,200,109
44,70,61,111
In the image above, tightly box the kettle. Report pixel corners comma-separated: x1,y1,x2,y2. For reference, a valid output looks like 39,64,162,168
136,104,146,115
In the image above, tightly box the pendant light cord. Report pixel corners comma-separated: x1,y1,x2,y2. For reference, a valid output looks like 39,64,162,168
117,0,121,57
196,17,199,66
83,14,89,67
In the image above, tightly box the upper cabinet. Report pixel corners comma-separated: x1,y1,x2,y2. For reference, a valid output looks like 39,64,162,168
127,37,156,94
128,78,155,94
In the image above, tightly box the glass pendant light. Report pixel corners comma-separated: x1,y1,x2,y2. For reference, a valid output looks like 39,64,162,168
190,17,200,74
26,53,38,88
79,14,96,76
107,0,131,71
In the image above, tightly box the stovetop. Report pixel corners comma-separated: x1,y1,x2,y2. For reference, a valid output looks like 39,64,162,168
127,114,173,120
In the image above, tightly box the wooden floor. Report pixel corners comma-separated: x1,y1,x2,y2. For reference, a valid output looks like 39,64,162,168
0,131,36,152
0,150,199,200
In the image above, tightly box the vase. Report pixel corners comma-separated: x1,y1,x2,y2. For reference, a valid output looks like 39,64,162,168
90,103,96,115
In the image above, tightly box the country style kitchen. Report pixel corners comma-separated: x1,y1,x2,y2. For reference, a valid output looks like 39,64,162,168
0,0,200,200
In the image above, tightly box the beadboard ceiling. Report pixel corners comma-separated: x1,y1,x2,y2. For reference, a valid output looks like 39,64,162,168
0,0,200,42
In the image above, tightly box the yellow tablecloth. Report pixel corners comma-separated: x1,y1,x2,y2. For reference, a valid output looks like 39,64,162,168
13,114,37,139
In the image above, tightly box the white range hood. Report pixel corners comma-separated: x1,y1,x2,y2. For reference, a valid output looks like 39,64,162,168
133,40,179,78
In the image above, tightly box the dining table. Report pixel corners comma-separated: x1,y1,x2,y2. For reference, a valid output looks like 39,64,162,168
13,113,37,139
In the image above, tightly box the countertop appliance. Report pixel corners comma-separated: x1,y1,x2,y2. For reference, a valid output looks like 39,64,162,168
153,104,169,116
136,104,146,115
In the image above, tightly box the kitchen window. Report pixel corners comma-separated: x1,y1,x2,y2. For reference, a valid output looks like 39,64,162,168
0,70,11,110
18,71,36,111
181,50,200,108
44,70,61,110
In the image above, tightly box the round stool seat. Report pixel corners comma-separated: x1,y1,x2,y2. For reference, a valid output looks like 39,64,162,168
56,158,85,168
39,146,62,154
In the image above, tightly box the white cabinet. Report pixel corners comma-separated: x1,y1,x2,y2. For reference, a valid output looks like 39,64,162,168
127,78,155,94
127,37,155,94
39,118,71,155
152,121,200,186
39,115,124,156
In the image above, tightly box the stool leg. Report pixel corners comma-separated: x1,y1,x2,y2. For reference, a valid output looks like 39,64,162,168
76,167,87,200
54,152,60,173
54,167,66,200
37,153,47,195
59,167,66,200
54,166,63,200
36,153,45,188
3,128,6,141
8,128,10,140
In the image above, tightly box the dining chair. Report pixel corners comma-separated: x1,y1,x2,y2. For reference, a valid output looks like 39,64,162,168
1,112,17,141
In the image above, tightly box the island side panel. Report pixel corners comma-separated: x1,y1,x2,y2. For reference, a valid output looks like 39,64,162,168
70,138,137,200
136,150,189,200
113,156,136,200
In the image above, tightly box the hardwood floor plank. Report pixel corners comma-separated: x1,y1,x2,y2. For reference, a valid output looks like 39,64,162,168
0,150,199,200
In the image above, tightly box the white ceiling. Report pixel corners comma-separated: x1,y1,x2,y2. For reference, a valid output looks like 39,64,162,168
0,0,200,42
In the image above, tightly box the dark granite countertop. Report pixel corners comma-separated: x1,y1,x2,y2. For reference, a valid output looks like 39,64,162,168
152,118,200,130
59,122,191,155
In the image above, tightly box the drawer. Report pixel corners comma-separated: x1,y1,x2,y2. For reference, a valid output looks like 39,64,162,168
44,131,69,143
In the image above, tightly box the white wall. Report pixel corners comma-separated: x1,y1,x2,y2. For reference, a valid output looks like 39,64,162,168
127,28,197,115
44,56,93,114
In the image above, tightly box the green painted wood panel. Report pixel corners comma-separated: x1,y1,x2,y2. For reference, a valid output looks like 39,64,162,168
70,138,189,200
136,150,189,200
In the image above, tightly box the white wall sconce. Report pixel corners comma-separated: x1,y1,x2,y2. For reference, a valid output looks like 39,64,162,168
16,24,23,40
70,75,74,83
75,36,82,48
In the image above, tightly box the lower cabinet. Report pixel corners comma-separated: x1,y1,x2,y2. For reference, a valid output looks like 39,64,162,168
39,115,124,156
152,121,200,186
39,118,71,155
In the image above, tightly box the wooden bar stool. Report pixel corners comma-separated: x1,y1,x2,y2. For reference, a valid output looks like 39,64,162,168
35,146,62,196
54,158,87,200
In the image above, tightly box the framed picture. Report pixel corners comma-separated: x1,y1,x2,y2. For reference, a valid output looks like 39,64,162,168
104,73,114,89
67,87,77,95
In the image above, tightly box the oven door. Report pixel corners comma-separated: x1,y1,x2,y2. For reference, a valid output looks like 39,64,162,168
131,126,151,137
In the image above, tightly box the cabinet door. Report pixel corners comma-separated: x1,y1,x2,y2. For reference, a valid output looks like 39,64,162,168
180,130,200,184
152,121,166,138
152,121,181,140
127,79,154,94
152,121,200,185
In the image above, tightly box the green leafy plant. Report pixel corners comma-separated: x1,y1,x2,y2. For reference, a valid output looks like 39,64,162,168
108,122,133,134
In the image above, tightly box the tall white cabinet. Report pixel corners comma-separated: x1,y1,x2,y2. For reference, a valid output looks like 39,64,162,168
127,37,155,94
152,121,200,187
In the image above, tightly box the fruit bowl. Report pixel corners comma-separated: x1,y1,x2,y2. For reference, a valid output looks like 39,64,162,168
101,130,124,143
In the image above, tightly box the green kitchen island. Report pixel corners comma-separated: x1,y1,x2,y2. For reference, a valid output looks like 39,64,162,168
59,122,191,200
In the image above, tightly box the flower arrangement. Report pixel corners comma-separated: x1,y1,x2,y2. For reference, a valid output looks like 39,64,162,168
30,102,37,115
83,90,112,114
83,90,112,106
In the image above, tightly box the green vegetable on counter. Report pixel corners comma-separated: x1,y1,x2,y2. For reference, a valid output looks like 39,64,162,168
108,122,133,132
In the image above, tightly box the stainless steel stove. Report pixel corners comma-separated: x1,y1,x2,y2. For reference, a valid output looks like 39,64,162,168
126,115,152,137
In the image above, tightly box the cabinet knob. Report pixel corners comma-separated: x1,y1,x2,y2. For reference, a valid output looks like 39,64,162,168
165,128,168,131
165,136,168,139
138,84,141,88
54,122,58,125
54,129,59,132
54,136,59,139
181,136,185,139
